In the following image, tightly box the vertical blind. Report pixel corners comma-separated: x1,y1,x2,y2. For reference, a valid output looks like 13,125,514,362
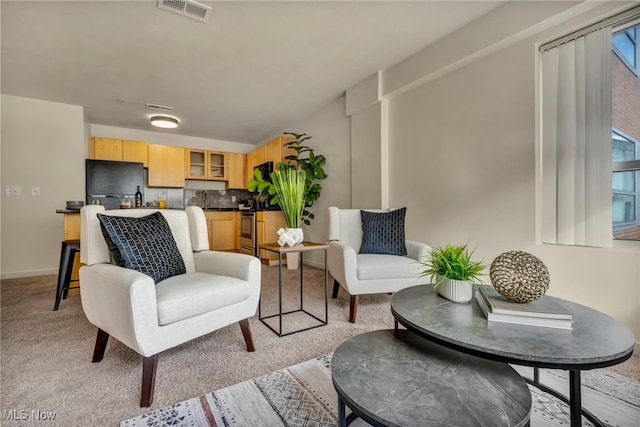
540,26,613,247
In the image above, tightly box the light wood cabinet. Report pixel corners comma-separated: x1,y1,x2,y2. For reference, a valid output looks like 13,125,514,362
245,135,295,185
185,149,228,181
204,211,238,251
91,137,122,161
62,212,81,297
208,151,226,180
245,149,259,185
89,137,148,166
148,144,185,188
227,153,245,189
256,211,287,265
122,140,149,167
185,149,208,179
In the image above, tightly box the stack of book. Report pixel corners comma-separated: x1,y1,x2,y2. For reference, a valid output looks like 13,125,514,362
475,285,573,330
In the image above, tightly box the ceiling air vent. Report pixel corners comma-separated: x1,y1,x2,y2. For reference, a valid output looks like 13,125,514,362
146,103,175,112
157,0,212,23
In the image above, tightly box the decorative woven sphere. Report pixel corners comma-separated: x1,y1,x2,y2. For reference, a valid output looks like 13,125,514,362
489,251,549,303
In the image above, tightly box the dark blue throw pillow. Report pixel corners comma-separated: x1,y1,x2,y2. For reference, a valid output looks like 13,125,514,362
97,212,186,284
359,208,407,256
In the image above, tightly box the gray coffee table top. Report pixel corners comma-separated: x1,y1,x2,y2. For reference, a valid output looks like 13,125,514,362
332,329,532,427
391,285,635,369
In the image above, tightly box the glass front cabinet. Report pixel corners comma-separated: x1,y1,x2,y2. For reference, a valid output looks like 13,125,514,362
185,149,227,181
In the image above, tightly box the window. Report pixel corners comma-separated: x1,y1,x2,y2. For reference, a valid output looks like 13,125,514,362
612,22,640,240
612,131,638,230
539,8,640,246
613,27,638,72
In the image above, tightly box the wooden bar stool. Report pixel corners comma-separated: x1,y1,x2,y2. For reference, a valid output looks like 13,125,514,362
53,239,80,311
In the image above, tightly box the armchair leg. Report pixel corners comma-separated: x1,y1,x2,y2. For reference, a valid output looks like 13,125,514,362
92,328,109,363
141,355,158,408
349,295,358,323
239,319,255,352
332,280,340,298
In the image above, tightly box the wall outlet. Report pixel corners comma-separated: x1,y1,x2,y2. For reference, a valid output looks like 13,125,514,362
31,187,40,196
6,186,20,196
232,195,237,202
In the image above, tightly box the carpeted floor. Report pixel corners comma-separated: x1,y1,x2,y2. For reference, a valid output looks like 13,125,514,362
122,352,640,427
1,265,639,426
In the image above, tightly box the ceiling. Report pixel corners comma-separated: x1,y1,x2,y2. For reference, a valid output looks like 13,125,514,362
1,1,504,145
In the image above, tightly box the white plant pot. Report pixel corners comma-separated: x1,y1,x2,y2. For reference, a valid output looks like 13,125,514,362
286,252,300,270
437,277,473,303
277,228,304,247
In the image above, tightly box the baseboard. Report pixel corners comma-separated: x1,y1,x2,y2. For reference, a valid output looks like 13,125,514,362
1,268,57,280
301,259,325,270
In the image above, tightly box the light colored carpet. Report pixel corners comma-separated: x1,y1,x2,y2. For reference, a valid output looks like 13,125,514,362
1,265,638,426
121,353,640,427
1,265,398,426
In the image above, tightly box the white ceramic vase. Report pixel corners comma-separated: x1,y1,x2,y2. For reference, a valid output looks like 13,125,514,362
286,252,300,270
277,227,304,247
437,277,473,303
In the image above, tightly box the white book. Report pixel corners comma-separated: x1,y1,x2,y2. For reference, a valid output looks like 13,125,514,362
478,285,573,320
475,292,573,330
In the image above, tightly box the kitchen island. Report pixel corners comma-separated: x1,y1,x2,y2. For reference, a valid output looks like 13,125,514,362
55,209,81,297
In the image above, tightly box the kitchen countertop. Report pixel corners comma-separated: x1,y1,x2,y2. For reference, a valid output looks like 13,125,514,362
56,207,281,213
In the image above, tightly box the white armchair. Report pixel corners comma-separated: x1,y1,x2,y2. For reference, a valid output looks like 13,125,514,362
328,207,431,323
79,205,261,407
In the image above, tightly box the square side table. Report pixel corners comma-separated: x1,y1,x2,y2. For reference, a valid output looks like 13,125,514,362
258,241,329,336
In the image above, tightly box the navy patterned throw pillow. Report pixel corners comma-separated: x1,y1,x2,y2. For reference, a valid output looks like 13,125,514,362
359,208,407,256
97,212,186,284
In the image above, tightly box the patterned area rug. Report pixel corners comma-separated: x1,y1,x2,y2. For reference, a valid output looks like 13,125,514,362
122,354,640,427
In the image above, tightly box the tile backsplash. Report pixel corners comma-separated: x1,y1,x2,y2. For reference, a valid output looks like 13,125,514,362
142,187,252,209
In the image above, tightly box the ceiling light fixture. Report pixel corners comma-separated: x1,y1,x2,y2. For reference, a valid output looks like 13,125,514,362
150,115,179,129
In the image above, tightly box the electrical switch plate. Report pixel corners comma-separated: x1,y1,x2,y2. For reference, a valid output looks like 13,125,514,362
31,187,40,196
6,186,20,196
232,196,237,202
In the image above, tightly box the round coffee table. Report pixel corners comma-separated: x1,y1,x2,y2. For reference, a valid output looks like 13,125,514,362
331,329,532,427
391,285,636,427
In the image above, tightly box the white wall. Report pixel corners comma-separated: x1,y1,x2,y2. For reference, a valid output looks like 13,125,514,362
1,95,86,278
90,124,253,153
282,95,351,267
1,100,256,279
385,7,640,338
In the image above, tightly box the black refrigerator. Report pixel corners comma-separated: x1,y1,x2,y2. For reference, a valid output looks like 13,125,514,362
86,159,144,210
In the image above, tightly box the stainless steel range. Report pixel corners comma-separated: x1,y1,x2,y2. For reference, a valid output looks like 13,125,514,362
239,211,256,256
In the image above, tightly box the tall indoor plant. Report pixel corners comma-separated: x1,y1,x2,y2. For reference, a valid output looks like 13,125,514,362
418,243,485,302
272,167,306,234
248,132,327,225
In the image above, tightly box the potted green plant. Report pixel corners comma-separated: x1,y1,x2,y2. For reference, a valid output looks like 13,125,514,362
281,132,326,224
269,167,307,248
272,168,306,227
418,243,485,302
248,132,327,225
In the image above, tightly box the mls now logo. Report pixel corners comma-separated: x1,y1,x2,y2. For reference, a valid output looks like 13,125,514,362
3,410,28,420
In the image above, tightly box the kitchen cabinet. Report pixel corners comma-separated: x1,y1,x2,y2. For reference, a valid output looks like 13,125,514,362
62,212,81,297
245,135,295,185
208,151,226,180
122,140,149,167
227,153,245,189
204,211,238,251
185,149,228,181
256,211,287,265
245,149,259,185
89,137,148,167
185,149,207,179
148,144,185,188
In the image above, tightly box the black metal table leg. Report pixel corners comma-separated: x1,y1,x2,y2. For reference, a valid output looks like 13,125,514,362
569,370,581,427
527,368,604,427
